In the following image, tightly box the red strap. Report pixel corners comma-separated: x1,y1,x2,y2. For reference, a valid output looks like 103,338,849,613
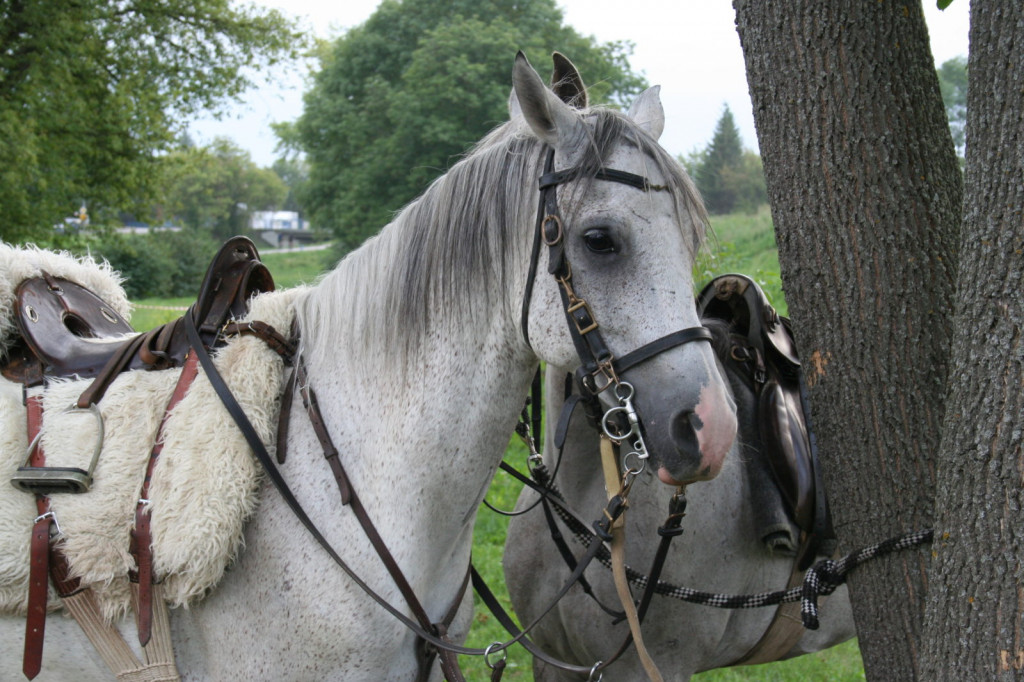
133,352,199,645
24,515,50,679
23,394,48,679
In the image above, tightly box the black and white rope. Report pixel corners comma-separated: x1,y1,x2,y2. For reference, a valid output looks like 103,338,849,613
533,467,933,629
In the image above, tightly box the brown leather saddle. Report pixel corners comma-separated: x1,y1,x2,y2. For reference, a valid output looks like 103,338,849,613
3,236,275,494
697,274,836,568
3,236,273,386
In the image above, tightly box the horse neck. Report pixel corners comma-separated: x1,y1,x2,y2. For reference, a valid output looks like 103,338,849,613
294,230,537,559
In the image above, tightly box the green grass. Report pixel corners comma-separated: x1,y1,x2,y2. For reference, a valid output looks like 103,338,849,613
697,204,788,316
128,216,865,679
693,640,864,681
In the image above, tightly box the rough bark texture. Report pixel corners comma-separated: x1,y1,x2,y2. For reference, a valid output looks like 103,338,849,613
920,2,1024,679
732,1,962,678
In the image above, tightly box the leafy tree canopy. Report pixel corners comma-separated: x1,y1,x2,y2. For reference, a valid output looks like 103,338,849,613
937,55,967,160
296,0,648,250
161,138,288,241
0,0,302,243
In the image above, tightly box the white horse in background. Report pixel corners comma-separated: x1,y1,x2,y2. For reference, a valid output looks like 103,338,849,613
504,327,857,681
0,52,737,680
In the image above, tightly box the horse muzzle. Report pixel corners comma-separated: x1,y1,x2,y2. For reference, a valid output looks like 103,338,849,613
633,372,737,485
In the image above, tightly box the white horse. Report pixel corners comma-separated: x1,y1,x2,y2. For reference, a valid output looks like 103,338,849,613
504,324,857,680
0,53,737,680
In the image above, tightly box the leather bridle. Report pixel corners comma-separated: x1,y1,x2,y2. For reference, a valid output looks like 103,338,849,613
521,146,713,436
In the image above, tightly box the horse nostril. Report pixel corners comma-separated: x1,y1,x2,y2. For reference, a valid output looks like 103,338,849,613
670,409,702,457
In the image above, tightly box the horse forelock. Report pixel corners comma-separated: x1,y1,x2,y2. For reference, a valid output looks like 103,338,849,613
296,107,708,368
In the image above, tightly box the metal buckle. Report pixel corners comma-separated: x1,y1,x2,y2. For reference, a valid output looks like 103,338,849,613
567,298,598,335
580,363,617,396
11,403,105,495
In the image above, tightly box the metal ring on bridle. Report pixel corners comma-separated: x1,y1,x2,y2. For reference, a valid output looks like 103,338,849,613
542,214,563,246
484,641,507,670
601,405,629,441
614,381,635,403
622,449,646,476
587,661,604,681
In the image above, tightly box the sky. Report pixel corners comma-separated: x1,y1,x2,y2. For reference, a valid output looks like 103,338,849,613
190,1,970,168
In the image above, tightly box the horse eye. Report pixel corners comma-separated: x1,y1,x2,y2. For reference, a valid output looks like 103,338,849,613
583,228,617,254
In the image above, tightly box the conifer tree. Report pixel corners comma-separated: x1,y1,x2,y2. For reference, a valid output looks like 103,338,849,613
696,104,745,214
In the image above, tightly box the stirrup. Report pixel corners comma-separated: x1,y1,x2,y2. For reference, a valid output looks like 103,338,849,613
11,404,104,495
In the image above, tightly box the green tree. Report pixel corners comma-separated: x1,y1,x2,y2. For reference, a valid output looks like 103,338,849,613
695,104,751,214
162,139,288,240
937,55,967,160
271,157,310,214
0,0,301,244
296,0,647,250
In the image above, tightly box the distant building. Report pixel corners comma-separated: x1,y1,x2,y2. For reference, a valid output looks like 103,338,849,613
250,210,314,249
250,211,310,232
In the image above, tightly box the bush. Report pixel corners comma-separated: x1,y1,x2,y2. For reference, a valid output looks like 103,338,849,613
86,229,219,299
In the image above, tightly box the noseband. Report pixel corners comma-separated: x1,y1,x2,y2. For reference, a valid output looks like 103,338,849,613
521,147,713,444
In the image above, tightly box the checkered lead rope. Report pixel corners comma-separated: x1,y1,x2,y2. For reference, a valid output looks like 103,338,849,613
537,474,933,630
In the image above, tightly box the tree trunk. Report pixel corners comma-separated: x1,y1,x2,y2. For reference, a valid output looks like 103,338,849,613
732,1,962,678
920,2,1024,678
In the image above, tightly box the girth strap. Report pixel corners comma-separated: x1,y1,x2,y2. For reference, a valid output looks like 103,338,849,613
23,393,49,680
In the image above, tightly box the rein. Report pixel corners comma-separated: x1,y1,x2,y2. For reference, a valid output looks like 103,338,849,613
191,315,631,680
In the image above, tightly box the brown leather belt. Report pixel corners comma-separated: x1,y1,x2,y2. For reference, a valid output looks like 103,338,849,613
130,352,200,645
22,392,82,679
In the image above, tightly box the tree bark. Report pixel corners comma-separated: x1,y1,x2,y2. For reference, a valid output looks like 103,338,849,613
732,1,962,678
920,2,1024,679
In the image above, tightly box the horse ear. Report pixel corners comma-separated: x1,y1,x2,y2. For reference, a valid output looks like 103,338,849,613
512,51,585,149
551,52,588,109
508,87,523,120
627,85,665,141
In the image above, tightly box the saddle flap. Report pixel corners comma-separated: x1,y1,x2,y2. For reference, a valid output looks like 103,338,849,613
757,379,814,533
13,275,135,378
699,273,836,563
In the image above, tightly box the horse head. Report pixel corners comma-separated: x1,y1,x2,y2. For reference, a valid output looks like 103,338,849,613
512,53,737,484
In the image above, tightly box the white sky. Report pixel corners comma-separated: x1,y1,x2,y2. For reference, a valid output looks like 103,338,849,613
190,1,970,168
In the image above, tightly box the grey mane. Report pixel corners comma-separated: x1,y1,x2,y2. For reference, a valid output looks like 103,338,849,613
296,106,708,366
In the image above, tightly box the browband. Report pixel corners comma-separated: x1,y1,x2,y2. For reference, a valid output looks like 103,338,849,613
538,167,668,193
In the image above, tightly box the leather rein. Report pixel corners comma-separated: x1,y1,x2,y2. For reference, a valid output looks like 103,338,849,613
199,146,714,680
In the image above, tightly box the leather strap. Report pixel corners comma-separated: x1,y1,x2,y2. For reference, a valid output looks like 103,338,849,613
132,352,200,646
185,313,488,676
614,327,713,375
23,392,49,680
730,561,808,666
24,514,50,679
600,436,664,682
291,361,459,679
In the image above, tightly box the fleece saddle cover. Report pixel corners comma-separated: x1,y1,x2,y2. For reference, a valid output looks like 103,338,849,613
0,243,301,621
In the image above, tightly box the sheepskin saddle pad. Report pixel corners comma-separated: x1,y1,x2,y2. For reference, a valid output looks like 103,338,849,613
0,243,301,621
